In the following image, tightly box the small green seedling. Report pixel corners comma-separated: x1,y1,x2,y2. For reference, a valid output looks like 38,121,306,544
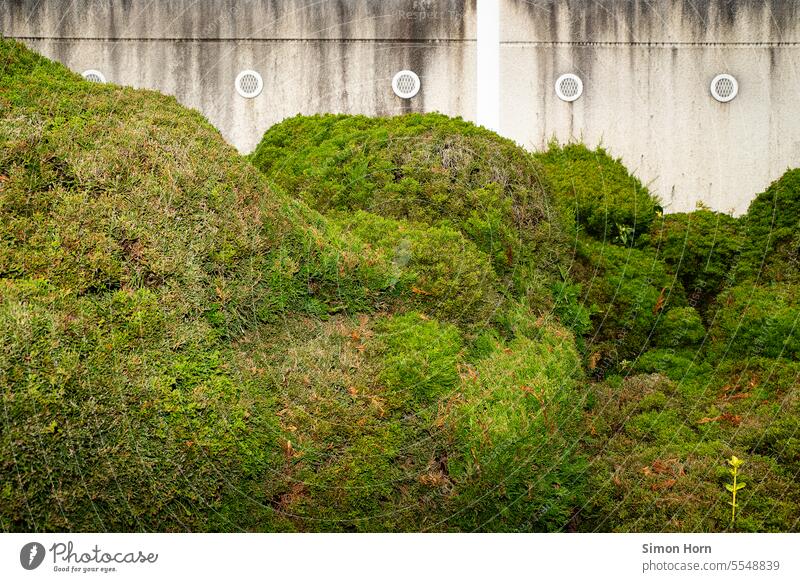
725,455,746,527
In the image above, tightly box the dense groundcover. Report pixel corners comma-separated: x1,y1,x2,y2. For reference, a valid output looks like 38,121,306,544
2,41,798,532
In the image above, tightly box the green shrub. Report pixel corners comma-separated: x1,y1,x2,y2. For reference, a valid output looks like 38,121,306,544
708,282,800,360
646,209,742,311
250,113,568,299
333,210,501,326
377,312,463,404
448,324,588,531
582,368,800,532
632,348,712,383
534,142,661,244
654,307,706,348
238,314,459,531
571,238,689,372
738,168,800,283
0,278,282,531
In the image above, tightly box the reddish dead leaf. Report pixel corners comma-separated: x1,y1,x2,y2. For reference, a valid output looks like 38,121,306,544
411,286,432,296
612,466,623,488
651,460,670,474
727,392,750,401
651,478,677,491
698,413,741,426
721,412,742,426
419,471,449,487
458,364,479,382
652,287,667,314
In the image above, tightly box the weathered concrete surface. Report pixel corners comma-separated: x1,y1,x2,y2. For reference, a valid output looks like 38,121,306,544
2,0,799,213
500,0,800,213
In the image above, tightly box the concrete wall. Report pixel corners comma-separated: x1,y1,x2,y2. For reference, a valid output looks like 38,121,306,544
2,0,799,213
500,0,800,213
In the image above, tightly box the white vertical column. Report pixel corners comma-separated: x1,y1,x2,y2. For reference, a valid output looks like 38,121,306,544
476,0,500,131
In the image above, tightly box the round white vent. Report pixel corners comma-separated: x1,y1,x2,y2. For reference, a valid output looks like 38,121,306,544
392,70,421,99
555,73,583,102
710,74,738,103
82,69,106,83
235,70,263,98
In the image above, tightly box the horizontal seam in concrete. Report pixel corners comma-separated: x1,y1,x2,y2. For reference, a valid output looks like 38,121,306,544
6,36,477,43
500,41,800,47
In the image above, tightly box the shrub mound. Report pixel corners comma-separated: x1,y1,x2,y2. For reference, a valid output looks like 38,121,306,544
708,282,800,361
583,365,800,532
533,142,661,244
738,169,800,283
250,113,568,301
570,238,698,373
646,209,742,312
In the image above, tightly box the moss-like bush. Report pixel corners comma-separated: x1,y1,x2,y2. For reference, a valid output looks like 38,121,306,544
238,313,588,532
646,209,742,311
583,361,800,532
447,323,588,531
333,210,501,326
243,314,457,531
250,113,568,300
707,282,800,360
570,238,690,372
738,168,800,283
654,307,706,348
534,142,661,244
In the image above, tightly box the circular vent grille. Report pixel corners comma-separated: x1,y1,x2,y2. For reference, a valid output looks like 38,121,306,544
235,70,263,98
710,74,738,103
555,73,583,102
392,70,421,99
82,69,106,83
